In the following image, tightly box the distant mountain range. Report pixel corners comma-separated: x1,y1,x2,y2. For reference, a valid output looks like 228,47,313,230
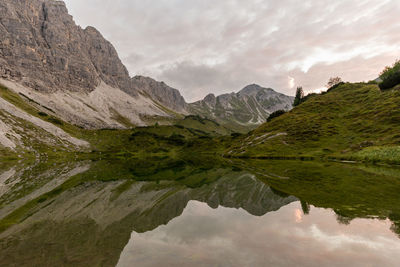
189,84,293,132
0,0,293,136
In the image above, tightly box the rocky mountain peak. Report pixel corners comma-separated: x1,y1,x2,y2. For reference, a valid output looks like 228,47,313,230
0,0,135,94
203,93,217,106
189,84,294,132
238,84,274,97
131,76,188,113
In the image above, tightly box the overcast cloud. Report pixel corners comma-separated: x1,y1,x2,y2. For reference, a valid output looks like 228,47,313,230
64,0,400,102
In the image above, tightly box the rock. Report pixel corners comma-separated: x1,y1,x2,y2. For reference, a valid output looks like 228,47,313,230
0,0,138,95
0,0,190,129
189,84,294,132
132,76,188,113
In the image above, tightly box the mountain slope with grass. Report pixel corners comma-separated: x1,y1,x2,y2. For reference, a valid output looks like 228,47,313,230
226,82,400,164
0,82,232,158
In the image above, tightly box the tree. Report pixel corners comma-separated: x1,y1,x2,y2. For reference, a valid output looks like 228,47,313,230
326,77,343,89
379,60,400,91
380,59,400,80
300,200,310,215
293,86,304,107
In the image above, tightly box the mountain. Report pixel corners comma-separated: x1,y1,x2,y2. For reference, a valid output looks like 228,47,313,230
225,82,400,163
131,76,188,114
0,0,295,137
0,0,188,129
189,84,294,133
0,0,296,155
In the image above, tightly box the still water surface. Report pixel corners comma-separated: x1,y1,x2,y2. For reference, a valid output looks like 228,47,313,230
0,158,399,266
118,201,400,267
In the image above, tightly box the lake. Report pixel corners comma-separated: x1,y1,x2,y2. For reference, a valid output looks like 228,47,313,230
0,158,399,266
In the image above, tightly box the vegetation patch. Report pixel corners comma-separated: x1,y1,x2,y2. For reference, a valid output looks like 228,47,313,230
379,60,400,91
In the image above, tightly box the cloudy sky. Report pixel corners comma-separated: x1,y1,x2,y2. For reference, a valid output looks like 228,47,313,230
64,0,400,102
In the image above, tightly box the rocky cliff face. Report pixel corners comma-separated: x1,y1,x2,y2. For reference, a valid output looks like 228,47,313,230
0,0,135,94
132,76,188,113
189,84,294,132
0,0,189,129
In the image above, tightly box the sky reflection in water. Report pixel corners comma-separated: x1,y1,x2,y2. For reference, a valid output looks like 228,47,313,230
118,201,400,267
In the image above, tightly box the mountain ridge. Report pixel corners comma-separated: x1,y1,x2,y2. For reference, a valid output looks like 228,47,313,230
188,84,294,132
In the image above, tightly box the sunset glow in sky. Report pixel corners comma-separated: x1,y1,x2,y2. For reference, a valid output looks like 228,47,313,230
64,0,400,101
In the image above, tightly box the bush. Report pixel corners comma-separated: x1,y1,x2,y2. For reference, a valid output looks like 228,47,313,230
379,71,400,91
380,60,400,80
267,110,286,122
379,60,400,90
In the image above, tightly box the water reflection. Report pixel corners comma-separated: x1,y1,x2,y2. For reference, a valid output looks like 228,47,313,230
0,158,399,266
118,201,400,267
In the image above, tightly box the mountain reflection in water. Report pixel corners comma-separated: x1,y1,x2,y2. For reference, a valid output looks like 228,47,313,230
118,201,400,267
0,158,399,266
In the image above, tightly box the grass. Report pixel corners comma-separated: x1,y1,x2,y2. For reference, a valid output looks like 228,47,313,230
346,146,400,164
226,82,400,164
0,83,234,158
4,80,400,165
109,108,136,128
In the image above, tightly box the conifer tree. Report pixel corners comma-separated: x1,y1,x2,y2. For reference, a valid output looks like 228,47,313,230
293,86,304,106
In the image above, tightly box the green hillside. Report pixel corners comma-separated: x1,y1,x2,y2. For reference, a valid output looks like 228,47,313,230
0,83,231,159
226,82,400,164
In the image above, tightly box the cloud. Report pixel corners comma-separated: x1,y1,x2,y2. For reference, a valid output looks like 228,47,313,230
64,0,400,101
288,76,295,89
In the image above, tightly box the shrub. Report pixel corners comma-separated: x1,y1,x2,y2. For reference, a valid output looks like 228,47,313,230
379,60,400,90
380,60,400,80
379,72,400,91
267,110,286,122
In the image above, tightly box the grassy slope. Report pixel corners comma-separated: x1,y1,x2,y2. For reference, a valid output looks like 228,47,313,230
0,84,232,159
227,82,400,163
189,100,260,134
5,80,400,164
